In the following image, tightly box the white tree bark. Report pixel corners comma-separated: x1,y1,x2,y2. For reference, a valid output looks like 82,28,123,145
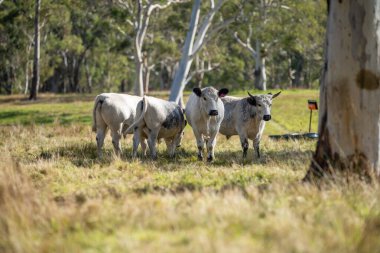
169,0,234,105
24,42,32,94
118,0,187,96
306,0,380,179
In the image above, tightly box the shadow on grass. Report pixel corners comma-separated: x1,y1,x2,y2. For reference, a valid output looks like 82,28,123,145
39,143,114,167
37,141,313,170
0,110,38,119
0,110,92,125
7,95,95,105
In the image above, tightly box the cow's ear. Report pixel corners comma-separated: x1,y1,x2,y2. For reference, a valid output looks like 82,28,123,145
218,88,229,97
272,91,281,99
247,96,256,106
193,88,202,97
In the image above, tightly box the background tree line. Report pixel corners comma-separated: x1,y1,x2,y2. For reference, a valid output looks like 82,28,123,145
0,0,326,96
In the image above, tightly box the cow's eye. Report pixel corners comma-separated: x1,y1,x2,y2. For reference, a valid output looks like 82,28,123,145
203,97,207,101
258,104,262,107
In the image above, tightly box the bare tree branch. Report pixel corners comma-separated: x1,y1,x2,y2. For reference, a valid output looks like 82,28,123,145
195,16,235,55
191,0,224,56
149,0,189,14
184,62,220,86
233,31,256,56
210,0,215,9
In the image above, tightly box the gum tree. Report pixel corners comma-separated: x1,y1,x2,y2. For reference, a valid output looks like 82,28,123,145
305,0,380,180
29,0,40,100
117,0,187,96
168,0,236,106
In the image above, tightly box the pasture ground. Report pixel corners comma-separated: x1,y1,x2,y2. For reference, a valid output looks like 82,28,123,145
1,90,379,253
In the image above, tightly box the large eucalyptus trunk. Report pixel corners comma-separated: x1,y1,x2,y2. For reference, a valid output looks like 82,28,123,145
305,0,380,180
169,0,200,104
29,0,40,100
134,49,144,96
169,0,230,105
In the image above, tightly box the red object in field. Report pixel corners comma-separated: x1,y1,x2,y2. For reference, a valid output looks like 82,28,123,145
308,100,318,110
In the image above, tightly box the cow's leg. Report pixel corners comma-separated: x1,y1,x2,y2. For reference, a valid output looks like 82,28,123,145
132,129,140,158
165,138,176,158
96,129,105,158
111,130,122,157
238,131,249,158
147,129,159,159
253,138,261,159
95,112,108,158
141,138,147,157
96,127,107,158
192,129,204,160
239,134,249,159
206,131,218,162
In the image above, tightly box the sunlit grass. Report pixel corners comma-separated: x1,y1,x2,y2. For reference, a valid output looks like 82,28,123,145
1,90,379,253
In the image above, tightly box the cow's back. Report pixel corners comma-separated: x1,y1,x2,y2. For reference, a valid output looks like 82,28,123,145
143,96,185,139
99,93,141,131
219,96,240,136
219,96,262,139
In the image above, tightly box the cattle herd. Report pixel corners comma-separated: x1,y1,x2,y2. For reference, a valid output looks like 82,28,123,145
92,87,281,161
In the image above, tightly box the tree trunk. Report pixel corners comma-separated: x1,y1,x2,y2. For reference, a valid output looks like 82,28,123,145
85,59,92,93
143,53,153,94
120,79,126,93
169,0,201,104
134,51,144,96
29,0,40,100
24,42,32,94
304,0,380,180
194,54,205,88
253,40,266,90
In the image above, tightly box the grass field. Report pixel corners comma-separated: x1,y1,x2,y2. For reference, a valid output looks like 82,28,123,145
1,90,379,253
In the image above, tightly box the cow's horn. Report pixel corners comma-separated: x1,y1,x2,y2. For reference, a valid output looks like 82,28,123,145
247,91,255,98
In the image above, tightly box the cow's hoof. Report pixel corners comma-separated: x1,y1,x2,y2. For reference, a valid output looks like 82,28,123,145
207,156,213,162
197,155,203,161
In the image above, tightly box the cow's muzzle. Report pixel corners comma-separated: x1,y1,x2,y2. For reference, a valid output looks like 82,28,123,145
263,115,271,121
209,110,218,116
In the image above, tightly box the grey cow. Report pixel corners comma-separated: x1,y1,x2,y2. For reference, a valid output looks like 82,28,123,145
126,95,187,159
185,87,229,162
92,93,142,158
219,91,281,160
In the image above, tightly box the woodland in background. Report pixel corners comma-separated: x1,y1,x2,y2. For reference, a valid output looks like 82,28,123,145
0,0,326,95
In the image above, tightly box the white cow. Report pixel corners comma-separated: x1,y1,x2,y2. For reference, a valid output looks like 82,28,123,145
219,91,281,160
125,95,187,159
185,87,229,162
92,93,141,158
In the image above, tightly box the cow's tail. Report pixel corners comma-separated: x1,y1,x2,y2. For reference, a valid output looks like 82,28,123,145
92,95,104,132
125,95,148,134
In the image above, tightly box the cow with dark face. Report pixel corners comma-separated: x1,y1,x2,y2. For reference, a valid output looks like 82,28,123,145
219,91,281,160
185,86,229,162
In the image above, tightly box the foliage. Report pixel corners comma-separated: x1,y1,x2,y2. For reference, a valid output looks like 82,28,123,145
0,0,326,95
